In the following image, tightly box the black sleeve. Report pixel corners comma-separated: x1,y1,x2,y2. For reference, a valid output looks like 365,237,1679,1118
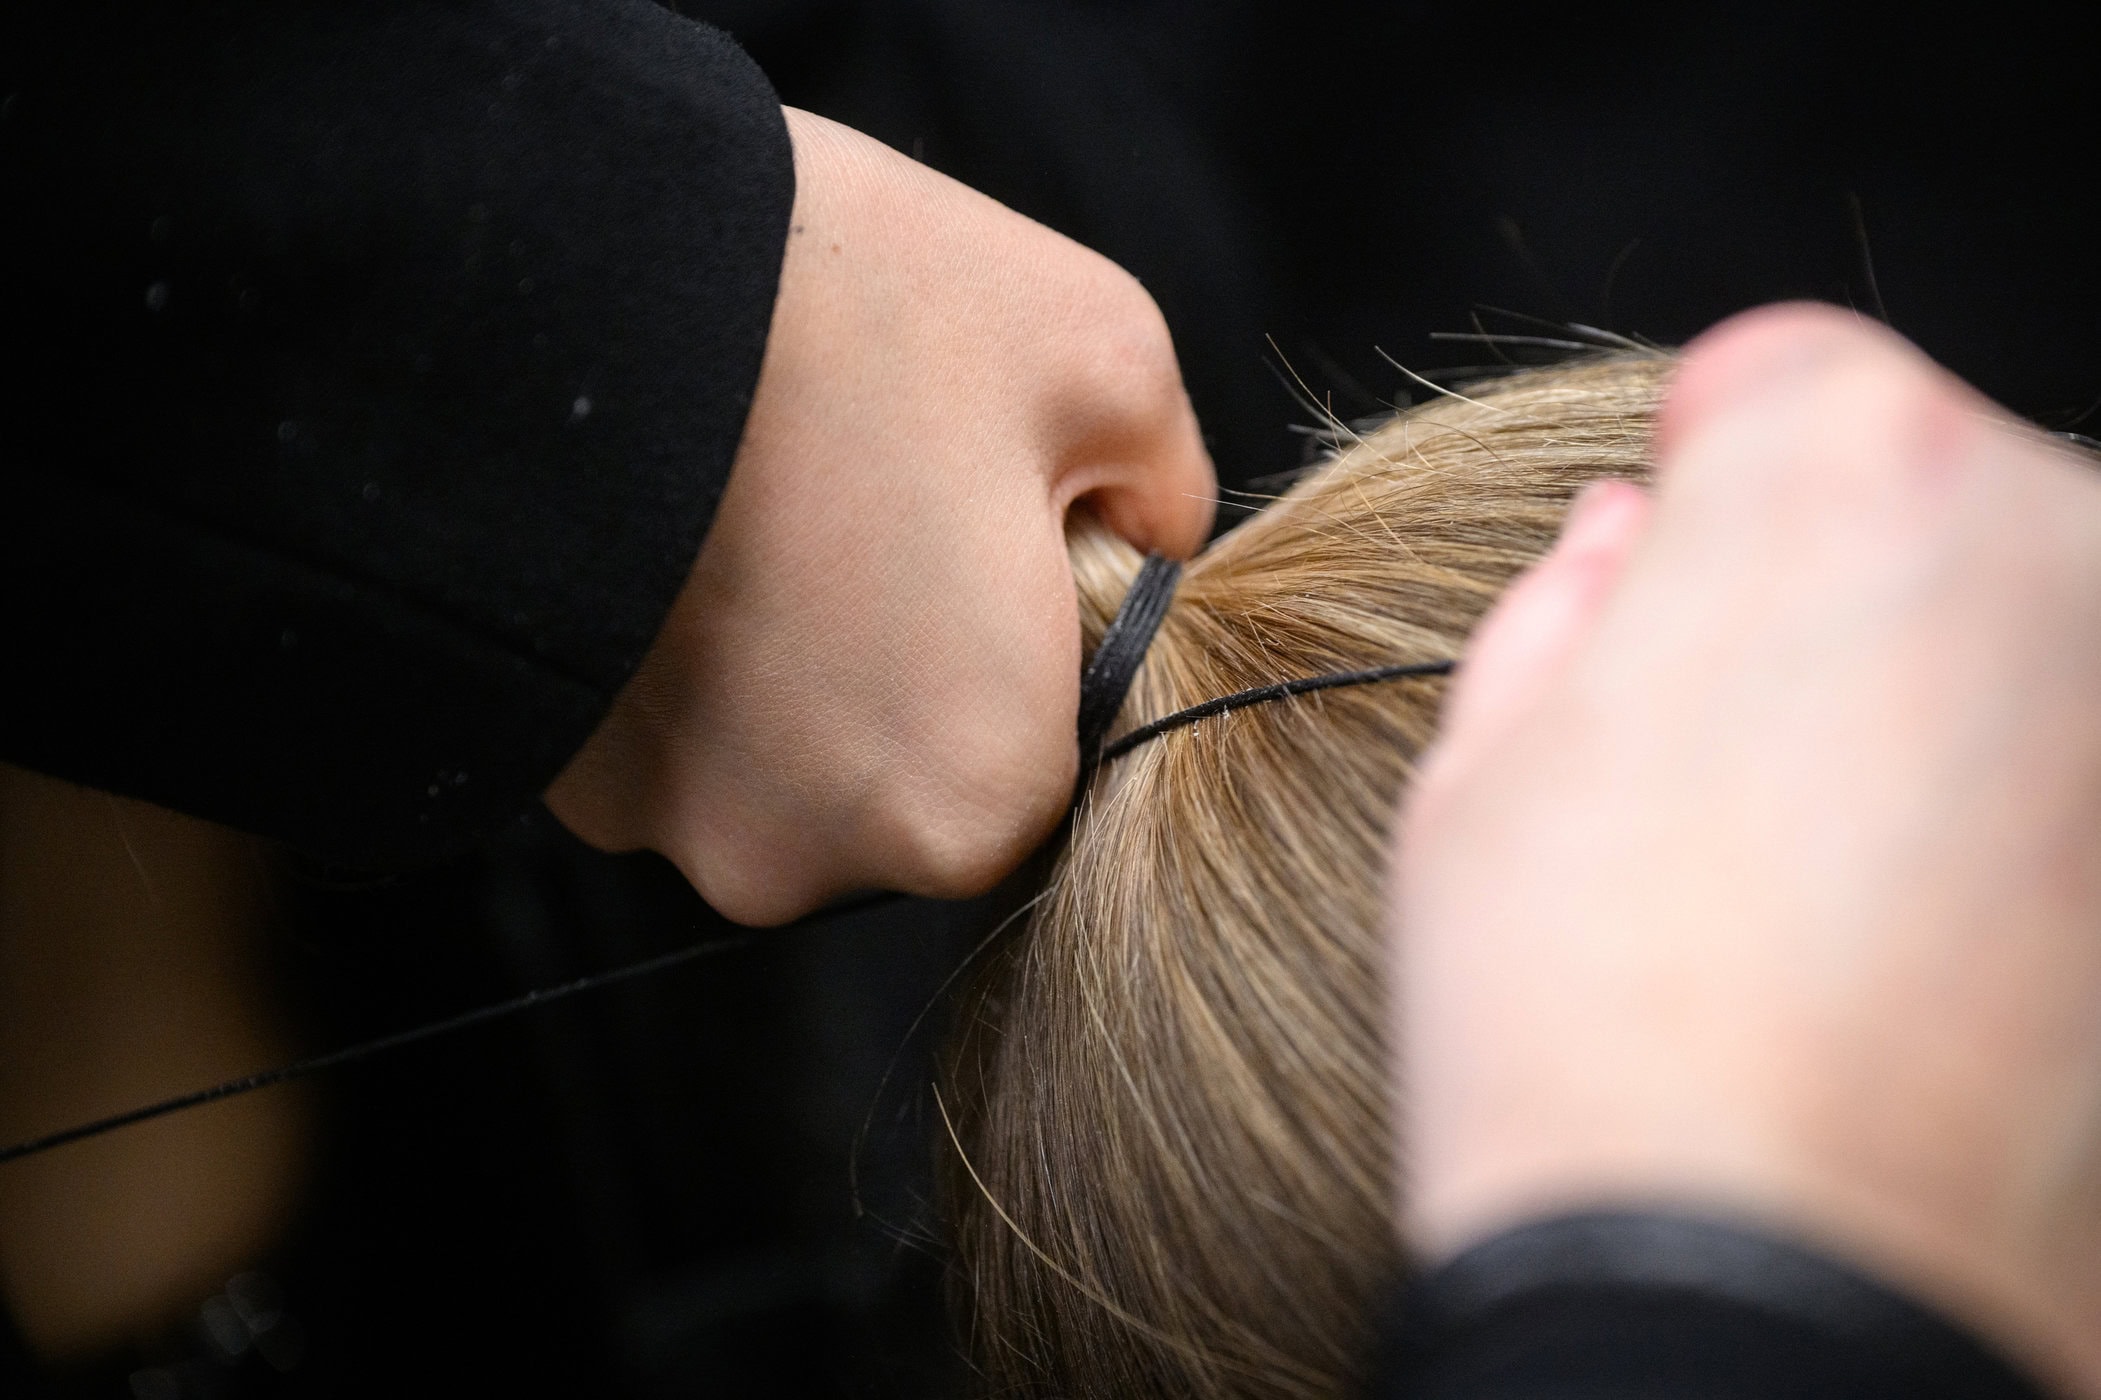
1369,1212,2053,1400
0,0,793,866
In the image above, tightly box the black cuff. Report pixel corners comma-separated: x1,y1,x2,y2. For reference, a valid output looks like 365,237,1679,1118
1371,1212,2049,1400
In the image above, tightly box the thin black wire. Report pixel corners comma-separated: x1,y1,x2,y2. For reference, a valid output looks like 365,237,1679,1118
0,651,1455,1165
1097,659,1456,764
0,930,760,1164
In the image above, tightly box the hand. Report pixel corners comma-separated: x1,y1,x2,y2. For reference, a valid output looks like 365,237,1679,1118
546,108,1215,925
1392,305,2101,1394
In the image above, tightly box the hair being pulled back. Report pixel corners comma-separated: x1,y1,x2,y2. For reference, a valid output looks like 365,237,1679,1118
941,353,1672,1400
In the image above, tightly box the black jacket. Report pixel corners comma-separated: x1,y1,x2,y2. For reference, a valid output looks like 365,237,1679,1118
3,0,791,866
0,4,2057,1396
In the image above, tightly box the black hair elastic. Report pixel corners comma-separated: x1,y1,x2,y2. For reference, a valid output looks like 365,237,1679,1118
1080,559,1458,766
1076,554,1182,761
1098,658,1456,763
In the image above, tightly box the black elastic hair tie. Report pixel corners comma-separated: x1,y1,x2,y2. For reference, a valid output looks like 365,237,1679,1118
1077,553,1182,760
1078,555,1459,770
1098,659,1456,763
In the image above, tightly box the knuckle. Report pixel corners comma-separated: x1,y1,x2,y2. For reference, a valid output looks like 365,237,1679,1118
1725,346,1983,529
1067,265,1184,428
885,747,1073,901
1823,354,1984,504
888,806,1023,901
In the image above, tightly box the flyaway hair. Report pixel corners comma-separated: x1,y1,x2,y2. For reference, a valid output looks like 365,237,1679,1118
941,353,1672,1400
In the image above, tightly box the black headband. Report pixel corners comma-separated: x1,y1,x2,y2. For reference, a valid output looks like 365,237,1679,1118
1079,554,1458,766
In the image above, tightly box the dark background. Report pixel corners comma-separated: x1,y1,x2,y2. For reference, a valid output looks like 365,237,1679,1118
9,2,2098,1395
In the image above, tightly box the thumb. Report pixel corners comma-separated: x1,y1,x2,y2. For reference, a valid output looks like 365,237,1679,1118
1431,479,1653,772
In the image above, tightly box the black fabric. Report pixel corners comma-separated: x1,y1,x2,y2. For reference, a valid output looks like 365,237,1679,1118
0,0,793,866
1373,1212,2052,1400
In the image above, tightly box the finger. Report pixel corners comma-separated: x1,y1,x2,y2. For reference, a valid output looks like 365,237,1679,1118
1652,303,1996,517
1653,302,1883,466
1071,383,1218,560
1657,303,2008,568
1429,479,1653,774
1048,270,1219,560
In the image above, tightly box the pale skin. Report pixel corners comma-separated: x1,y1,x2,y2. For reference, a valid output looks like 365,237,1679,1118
547,108,1215,925
1395,305,2101,1396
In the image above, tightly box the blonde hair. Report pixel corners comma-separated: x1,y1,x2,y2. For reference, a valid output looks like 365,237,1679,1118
941,354,1672,1400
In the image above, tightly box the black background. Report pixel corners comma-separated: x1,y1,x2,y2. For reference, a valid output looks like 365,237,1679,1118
10,3,2098,1396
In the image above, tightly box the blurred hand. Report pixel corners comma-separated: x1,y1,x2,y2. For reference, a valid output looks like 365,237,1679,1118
547,108,1214,924
1393,305,2101,1395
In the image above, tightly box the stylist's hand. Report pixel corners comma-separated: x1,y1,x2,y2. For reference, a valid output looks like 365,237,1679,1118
1394,305,2101,1395
547,109,1215,923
